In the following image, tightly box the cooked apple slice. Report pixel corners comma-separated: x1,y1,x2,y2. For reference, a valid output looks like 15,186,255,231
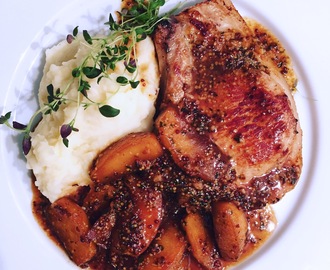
212,201,248,261
90,132,163,183
82,183,115,220
179,253,206,270
111,177,163,257
47,197,96,266
84,207,116,248
139,222,187,269
182,212,223,269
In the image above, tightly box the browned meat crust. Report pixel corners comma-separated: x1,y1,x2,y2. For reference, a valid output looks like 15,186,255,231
153,0,302,210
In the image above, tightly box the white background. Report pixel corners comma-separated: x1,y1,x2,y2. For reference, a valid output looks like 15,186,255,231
0,0,329,269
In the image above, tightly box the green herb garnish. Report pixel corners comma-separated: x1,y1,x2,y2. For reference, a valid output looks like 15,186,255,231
1,0,181,155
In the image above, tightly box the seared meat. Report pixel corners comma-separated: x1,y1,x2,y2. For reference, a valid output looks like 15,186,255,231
153,0,302,210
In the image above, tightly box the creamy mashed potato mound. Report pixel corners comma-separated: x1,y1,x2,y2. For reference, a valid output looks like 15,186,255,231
26,36,159,202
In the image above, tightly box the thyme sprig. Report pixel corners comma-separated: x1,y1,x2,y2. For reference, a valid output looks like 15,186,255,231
1,0,181,155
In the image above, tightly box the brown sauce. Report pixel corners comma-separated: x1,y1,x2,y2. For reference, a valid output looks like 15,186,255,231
245,18,297,91
31,176,60,248
32,155,276,270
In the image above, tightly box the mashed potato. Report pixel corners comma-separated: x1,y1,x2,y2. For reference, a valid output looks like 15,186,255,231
26,36,159,202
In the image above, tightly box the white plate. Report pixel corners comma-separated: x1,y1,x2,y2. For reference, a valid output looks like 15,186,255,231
0,0,329,269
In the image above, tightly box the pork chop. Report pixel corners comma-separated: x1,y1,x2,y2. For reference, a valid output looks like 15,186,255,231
153,0,302,210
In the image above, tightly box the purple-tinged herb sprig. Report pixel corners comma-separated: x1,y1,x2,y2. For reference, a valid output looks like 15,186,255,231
0,0,181,155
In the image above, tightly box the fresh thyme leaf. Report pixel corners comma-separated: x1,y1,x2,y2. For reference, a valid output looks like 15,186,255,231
47,95,54,104
119,46,128,54
0,117,5,125
78,79,91,96
83,30,93,45
125,64,136,73
108,14,119,31
80,89,88,99
129,80,140,89
63,137,69,148
47,84,54,97
97,76,104,84
5,111,11,120
44,109,52,115
73,26,79,37
108,61,116,70
123,36,129,45
0,111,11,124
126,6,139,17
150,0,165,10
135,13,150,24
82,67,102,79
72,68,81,78
99,105,120,117
55,88,61,96
116,76,129,85
111,45,119,54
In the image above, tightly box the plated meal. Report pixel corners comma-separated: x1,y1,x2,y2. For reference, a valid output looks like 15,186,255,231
0,0,303,269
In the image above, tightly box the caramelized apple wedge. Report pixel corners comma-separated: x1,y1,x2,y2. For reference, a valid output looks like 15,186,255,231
139,222,187,269
179,253,206,270
47,197,97,266
182,212,223,269
84,207,116,248
90,132,163,183
83,183,115,220
212,201,248,261
111,177,163,257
